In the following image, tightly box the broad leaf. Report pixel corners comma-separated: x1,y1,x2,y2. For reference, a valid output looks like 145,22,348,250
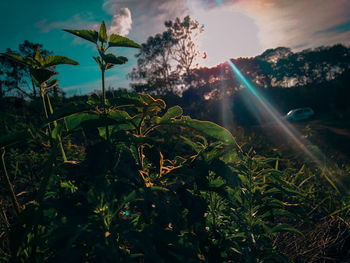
65,113,99,132
152,106,182,124
139,93,166,109
43,56,79,68
103,54,128,65
26,56,41,67
157,115,236,145
1,53,31,66
106,64,115,70
30,68,57,85
34,47,44,65
87,94,100,106
108,110,132,122
63,29,98,44
108,34,142,49
98,21,107,43
47,103,90,122
180,135,203,153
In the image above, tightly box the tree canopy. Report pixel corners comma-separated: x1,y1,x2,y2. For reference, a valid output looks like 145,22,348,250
129,16,202,95
0,41,52,99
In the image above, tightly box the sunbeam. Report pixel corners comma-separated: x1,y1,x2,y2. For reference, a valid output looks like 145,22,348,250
227,59,342,192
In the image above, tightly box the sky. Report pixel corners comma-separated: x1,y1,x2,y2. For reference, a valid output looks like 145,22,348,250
1,0,350,96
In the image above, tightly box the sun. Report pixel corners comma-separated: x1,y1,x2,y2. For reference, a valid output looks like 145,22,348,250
191,7,262,67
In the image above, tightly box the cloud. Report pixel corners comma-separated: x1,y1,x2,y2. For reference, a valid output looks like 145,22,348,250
103,0,189,41
230,0,350,51
109,8,132,36
185,0,350,54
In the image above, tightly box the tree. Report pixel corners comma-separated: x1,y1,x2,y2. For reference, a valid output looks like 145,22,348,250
256,44,350,87
0,49,27,98
165,16,201,85
129,16,201,95
2,45,79,162
0,41,52,99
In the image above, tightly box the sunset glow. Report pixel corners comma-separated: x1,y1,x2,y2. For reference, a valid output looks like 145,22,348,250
188,4,262,67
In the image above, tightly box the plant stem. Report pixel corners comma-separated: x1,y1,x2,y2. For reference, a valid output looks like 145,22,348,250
41,91,49,119
41,89,53,138
102,69,106,111
46,95,67,162
1,148,20,214
101,69,110,140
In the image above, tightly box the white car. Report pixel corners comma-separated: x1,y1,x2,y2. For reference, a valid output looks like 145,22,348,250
285,107,315,121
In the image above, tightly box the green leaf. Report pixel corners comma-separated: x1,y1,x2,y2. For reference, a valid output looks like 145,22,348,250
138,93,166,109
162,105,183,120
108,110,132,122
108,34,142,49
34,46,44,65
63,29,98,44
46,103,90,123
51,122,63,140
152,106,183,124
180,136,203,153
43,56,79,68
103,54,128,65
60,180,78,193
106,64,115,70
65,113,99,132
1,53,31,66
87,94,100,106
160,116,236,145
321,169,340,193
26,56,41,67
30,68,57,85
98,21,108,43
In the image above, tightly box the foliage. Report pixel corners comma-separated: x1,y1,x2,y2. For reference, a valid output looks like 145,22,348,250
64,21,142,140
63,21,141,111
0,41,53,99
1,18,350,263
162,44,350,127
1,88,349,262
129,16,201,95
2,45,79,162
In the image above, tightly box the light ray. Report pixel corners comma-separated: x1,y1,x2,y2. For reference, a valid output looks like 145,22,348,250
227,60,342,192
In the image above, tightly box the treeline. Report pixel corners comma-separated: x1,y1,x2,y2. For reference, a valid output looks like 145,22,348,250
126,17,350,126
1,17,350,262
1,18,350,128
158,45,350,126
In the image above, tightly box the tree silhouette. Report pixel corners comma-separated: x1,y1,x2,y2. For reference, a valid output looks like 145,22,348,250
0,41,51,99
129,16,201,95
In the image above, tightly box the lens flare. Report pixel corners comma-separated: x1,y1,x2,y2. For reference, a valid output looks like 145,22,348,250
227,60,342,191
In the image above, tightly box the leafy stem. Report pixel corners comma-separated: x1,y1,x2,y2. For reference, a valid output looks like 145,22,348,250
64,21,142,140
